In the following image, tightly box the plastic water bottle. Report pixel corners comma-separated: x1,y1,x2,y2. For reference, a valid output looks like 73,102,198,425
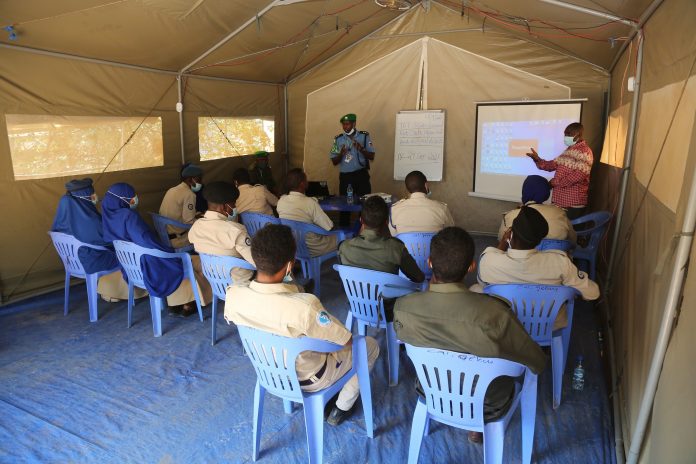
346,184,354,204
572,356,585,391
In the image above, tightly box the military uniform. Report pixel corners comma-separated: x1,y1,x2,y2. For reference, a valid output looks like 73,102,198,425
159,181,197,248
225,281,379,411
188,211,255,284
331,129,375,197
394,282,547,421
498,202,576,243
236,184,278,216
475,247,600,329
389,192,455,236
277,191,337,256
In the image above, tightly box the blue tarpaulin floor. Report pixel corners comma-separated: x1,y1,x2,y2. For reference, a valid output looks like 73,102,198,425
0,236,615,463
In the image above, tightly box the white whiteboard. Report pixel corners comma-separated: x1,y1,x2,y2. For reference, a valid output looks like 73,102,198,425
394,110,445,181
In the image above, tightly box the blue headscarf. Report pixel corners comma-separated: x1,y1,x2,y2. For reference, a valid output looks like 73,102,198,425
51,181,119,274
102,183,183,298
522,175,551,204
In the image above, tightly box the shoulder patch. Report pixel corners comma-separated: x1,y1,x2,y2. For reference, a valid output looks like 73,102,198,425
359,130,370,135
245,237,251,246
187,204,194,210
316,310,332,327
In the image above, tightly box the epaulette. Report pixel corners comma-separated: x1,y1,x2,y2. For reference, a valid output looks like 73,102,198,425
359,130,370,135
334,133,343,139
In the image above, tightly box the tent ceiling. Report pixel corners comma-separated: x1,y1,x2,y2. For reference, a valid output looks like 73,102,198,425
0,0,656,81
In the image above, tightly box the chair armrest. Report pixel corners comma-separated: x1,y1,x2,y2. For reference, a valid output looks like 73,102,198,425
77,242,111,252
381,282,422,298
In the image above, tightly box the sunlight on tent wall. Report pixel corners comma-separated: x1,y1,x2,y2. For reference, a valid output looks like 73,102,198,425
198,116,274,161
5,115,164,180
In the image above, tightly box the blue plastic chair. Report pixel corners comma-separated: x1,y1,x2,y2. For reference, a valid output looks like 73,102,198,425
48,232,120,322
405,345,537,464
571,211,612,280
240,212,280,237
483,284,579,408
537,239,574,252
112,240,203,337
148,212,193,252
199,253,256,346
280,218,352,299
237,325,374,464
333,264,421,386
396,232,436,280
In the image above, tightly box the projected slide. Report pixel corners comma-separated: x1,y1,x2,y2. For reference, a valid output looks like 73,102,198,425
473,101,583,202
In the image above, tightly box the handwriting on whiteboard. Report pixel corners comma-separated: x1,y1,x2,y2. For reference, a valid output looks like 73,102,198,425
394,110,445,181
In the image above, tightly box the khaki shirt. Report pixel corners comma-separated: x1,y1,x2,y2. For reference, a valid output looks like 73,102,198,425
394,282,547,420
498,202,576,243
338,229,424,283
237,184,278,216
389,192,455,235
188,211,255,283
277,191,336,256
159,182,197,239
225,281,351,381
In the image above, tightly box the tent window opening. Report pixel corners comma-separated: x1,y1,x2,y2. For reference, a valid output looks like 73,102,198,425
5,114,164,181
198,117,274,161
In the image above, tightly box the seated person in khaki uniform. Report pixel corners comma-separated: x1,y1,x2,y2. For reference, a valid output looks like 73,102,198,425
225,224,380,426
498,175,576,244
233,168,278,217
338,195,425,320
476,206,599,330
159,164,204,248
394,227,546,443
277,169,339,257
188,182,255,285
389,170,455,236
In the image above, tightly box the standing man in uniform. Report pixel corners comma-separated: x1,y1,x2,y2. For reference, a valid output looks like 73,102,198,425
160,164,204,249
225,224,380,426
330,114,375,226
389,170,454,236
526,122,593,220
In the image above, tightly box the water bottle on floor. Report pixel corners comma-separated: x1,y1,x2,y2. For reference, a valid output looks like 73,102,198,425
346,184,354,204
572,356,585,391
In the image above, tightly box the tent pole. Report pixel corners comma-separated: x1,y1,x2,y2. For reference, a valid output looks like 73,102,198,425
625,146,696,464
177,75,186,164
537,0,637,27
606,30,643,291
284,83,289,175
609,0,664,72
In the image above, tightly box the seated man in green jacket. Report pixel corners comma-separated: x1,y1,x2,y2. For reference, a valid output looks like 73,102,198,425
338,195,425,321
393,226,546,443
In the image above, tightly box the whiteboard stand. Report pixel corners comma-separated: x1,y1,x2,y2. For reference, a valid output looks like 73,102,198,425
393,110,445,181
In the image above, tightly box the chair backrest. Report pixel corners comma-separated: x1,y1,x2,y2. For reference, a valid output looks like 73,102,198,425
148,212,192,247
279,218,328,259
199,253,256,301
48,231,108,277
112,239,184,289
333,264,420,326
483,284,578,343
571,211,612,252
240,212,280,237
405,344,525,429
237,325,344,401
537,239,573,252
395,232,436,279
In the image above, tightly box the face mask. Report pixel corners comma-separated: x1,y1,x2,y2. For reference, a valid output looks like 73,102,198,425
563,136,576,147
191,182,203,193
344,128,356,136
425,185,432,198
107,191,138,209
506,231,513,249
225,205,238,221
75,193,98,205
282,263,293,284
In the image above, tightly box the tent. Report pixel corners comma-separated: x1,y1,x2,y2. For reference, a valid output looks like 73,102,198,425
1,0,694,462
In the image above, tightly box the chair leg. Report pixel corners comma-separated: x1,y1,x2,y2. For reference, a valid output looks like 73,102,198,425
63,273,71,316
127,283,134,328
252,382,265,461
303,396,326,464
521,373,538,464
354,336,374,438
551,335,564,409
386,322,400,387
483,422,505,464
344,312,353,332
85,274,99,323
283,399,294,414
407,400,429,464
150,296,163,337
357,321,367,336
210,297,219,346
423,418,430,437
188,274,204,322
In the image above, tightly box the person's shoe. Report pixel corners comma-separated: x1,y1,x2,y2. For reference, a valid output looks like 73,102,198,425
100,295,120,303
168,305,184,317
327,405,354,426
468,431,483,444
324,393,340,419
181,304,197,318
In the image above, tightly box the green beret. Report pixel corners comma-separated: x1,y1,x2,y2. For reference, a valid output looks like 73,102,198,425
340,113,356,123
254,150,269,158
